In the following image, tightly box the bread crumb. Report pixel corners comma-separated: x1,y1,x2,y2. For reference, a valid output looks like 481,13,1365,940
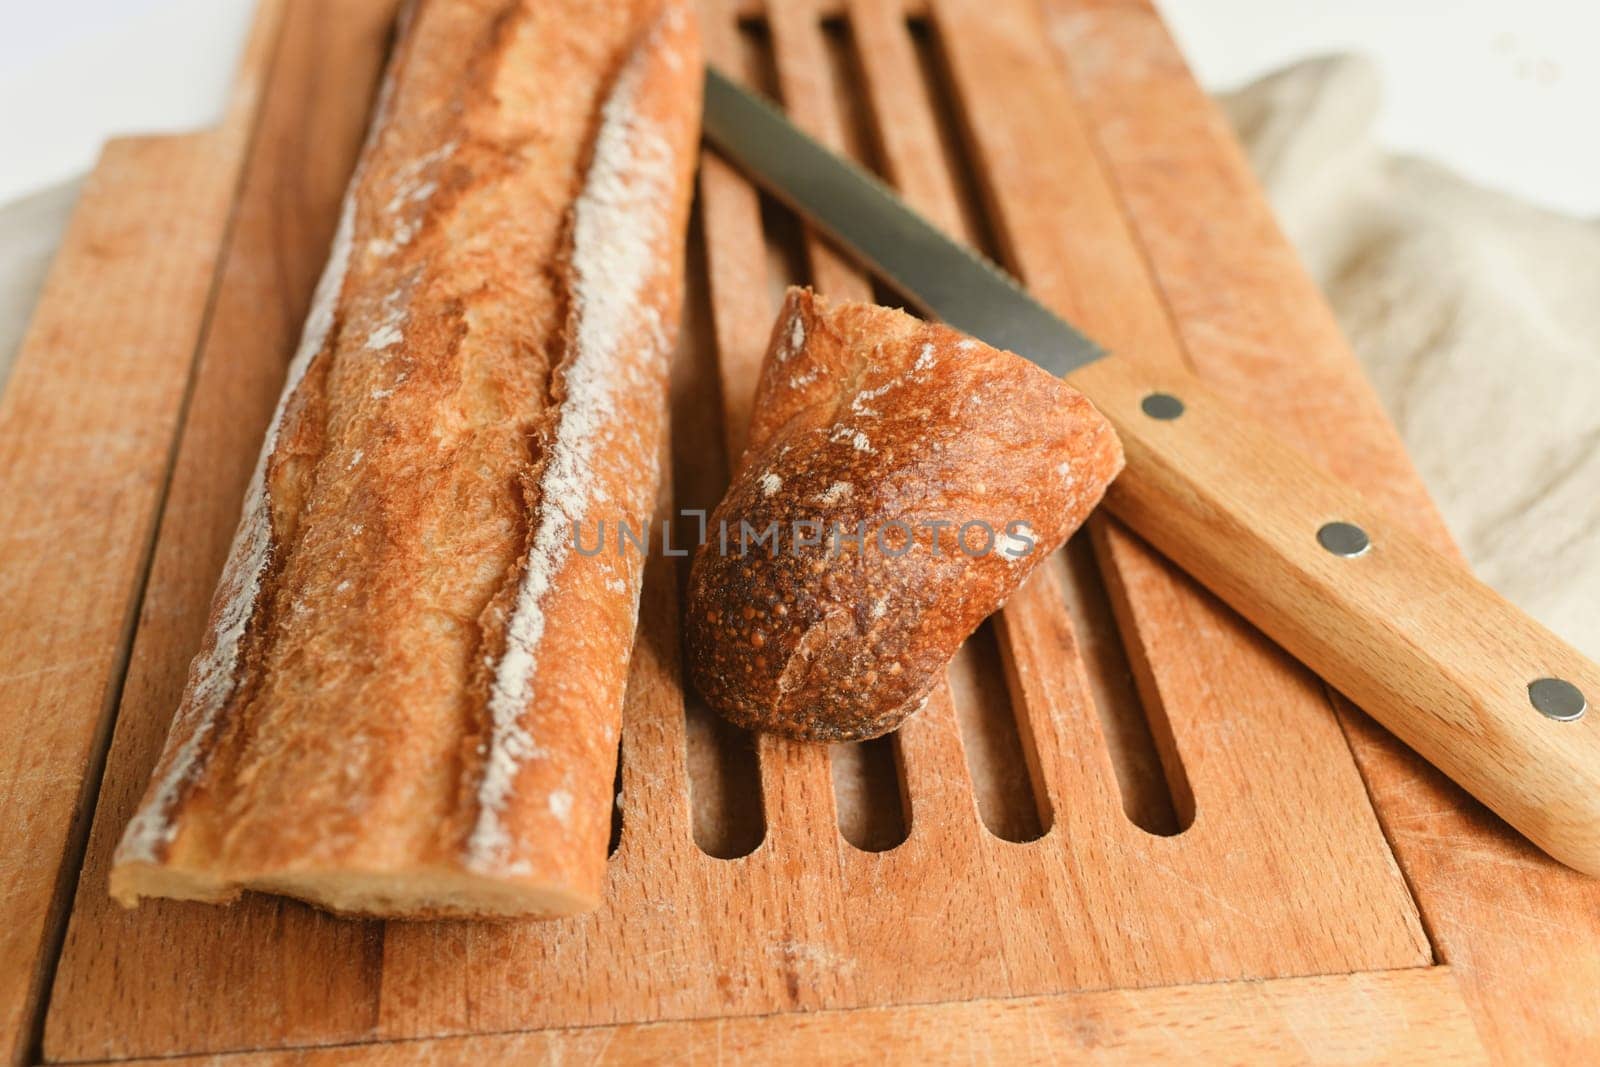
769,940,857,977
779,314,805,361
759,471,782,497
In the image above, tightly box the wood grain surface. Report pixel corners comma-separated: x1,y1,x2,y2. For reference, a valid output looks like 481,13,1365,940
41,0,1440,1059
1068,349,1600,877
40,0,400,1059
8,0,1589,1061
106,969,1483,1066
0,3,286,1063
1043,1,1600,1060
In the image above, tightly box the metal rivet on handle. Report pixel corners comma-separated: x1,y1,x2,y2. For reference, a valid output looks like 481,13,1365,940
1141,393,1185,420
1317,521,1371,558
1530,678,1588,722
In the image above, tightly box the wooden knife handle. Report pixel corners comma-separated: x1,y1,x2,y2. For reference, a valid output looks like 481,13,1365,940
1070,353,1600,876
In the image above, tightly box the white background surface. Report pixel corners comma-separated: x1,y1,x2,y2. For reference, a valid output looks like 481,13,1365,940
0,0,1596,215
1159,0,1600,217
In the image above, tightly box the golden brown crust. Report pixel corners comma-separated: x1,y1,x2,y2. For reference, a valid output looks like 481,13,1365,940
685,289,1124,741
110,0,701,919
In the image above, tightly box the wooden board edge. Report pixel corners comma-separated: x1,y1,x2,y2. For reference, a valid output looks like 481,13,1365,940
0,2,289,1065
61,967,1482,1066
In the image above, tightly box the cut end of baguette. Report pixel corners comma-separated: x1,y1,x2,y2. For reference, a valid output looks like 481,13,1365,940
109,862,599,921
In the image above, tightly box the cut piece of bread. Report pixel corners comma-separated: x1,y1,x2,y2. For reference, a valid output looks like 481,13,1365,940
686,288,1124,742
110,0,701,920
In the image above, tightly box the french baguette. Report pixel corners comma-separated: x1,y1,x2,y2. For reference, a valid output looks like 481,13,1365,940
111,0,700,919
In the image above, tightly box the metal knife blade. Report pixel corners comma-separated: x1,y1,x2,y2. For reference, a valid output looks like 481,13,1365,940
701,67,1103,375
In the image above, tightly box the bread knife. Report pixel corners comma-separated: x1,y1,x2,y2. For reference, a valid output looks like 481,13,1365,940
701,67,1600,875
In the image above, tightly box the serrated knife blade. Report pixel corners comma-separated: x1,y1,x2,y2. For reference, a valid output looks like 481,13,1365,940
701,67,1102,375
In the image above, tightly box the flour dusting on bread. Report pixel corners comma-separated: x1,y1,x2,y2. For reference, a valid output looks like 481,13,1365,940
468,18,677,872
114,63,396,866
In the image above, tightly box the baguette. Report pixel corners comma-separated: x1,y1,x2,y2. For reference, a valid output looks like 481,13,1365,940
111,0,700,919
686,289,1123,741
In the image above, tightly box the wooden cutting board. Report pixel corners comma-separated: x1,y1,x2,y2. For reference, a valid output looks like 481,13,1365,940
4,0,1597,1062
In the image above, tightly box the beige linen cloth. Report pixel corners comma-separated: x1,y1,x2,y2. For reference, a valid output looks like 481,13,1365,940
1219,56,1599,659
2,55,1594,657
